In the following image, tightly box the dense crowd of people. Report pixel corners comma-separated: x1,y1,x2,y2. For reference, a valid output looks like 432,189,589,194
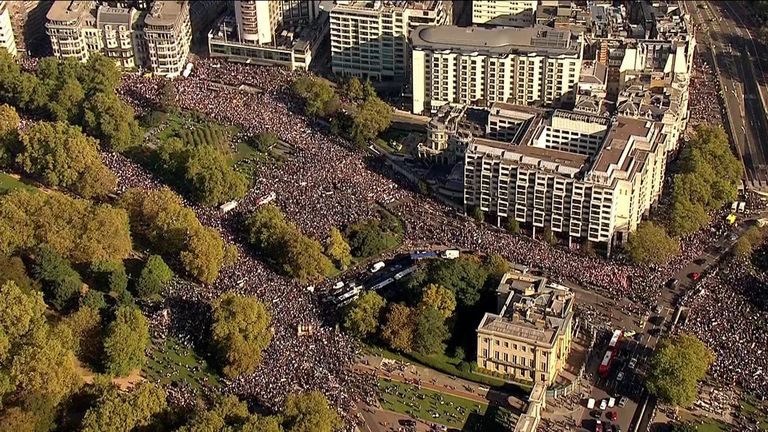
104,56,765,426
687,53,726,129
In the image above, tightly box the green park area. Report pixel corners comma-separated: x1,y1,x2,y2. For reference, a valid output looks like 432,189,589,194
378,378,487,430
0,173,35,194
144,338,221,391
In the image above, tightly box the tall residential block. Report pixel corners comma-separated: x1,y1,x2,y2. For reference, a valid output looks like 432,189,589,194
330,0,449,80
0,1,17,56
410,25,583,114
45,0,191,76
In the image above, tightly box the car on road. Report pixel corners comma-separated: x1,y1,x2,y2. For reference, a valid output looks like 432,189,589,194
624,330,636,338
689,272,701,281
616,372,625,382
595,420,604,432
618,396,628,408
628,358,637,369
599,399,608,410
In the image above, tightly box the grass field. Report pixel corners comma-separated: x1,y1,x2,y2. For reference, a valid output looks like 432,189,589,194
695,421,728,432
144,338,221,390
740,395,768,431
378,378,486,430
156,112,238,155
0,173,35,194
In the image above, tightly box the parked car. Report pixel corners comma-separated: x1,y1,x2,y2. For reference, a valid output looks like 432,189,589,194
608,411,618,422
618,396,628,408
595,420,604,432
689,272,701,281
587,398,596,409
616,372,625,382
599,399,608,410
608,397,616,408
628,358,637,369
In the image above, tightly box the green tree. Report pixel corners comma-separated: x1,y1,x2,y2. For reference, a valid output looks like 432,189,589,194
411,306,449,356
0,407,37,432
48,78,85,124
15,121,117,198
31,245,83,311
646,334,715,407
211,293,273,378
418,284,456,319
224,244,239,267
54,305,102,363
102,307,150,376
81,382,167,432
243,415,283,432
283,391,342,432
82,92,143,152
325,227,352,270
291,77,337,118
0,255,37,294
282,235,333,284
471,206,484,223
542,227,557,246
344,77,364,100
667,195,709,236
0,280,46,344
381,303,414,352
0,103,20,167
185,144,248,206
80,289,108,310
362,79,376,101
625,221,680,265
343,291,386,339
350,96,391,145
158,80,178,113
419,256,489,308
505,218,520,234
90,259,128,295
137,255,173,298
252,131,278,152
79,53,122,95
346,219,401,258
181,226,227,284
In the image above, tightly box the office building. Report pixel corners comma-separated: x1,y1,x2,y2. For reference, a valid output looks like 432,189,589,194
143,1,192,77
45,0,191,76
0,1,17,56
330,0,449,80
476,270,575,385
464,107,669,248
410,25,583,114
208,0,326,70
471,0,536,27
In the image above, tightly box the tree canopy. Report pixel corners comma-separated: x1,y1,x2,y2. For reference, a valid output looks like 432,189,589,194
246,204,333,283
291,76,339,118
325,227,352,270
31,245,83,312
418,284,457,319
381,303,415,352
118,188,226,283
102,307,150,376
13,121,117,198
343,291,386,339
409,256,489,308
411,306,449,356
137,255,173,298
350,96,391,146
81,382,167,432
283,391,342,432
82,91,143,152
646,333,715,407
211,293,273,378
0,190,132,263
345,212,403,258
625,221,680,265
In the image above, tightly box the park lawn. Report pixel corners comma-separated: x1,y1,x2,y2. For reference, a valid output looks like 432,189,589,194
144,337,221,390
0,173,36,194
695,421,729,432
157,111,238,155
377,378,487,430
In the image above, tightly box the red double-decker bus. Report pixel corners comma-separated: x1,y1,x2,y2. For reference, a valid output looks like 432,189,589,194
608,330,623,349
598,350,615,377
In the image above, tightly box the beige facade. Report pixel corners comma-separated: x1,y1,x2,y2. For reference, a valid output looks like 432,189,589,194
45,0,190,76
234,0,281,44
330,0,448,80
410,25,583,114
471,0,536,27
0,1,17,56
143,0,191,77
476,271,575,385
464,107,669,245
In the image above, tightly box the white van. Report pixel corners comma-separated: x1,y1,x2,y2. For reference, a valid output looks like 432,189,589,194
369,261,386,273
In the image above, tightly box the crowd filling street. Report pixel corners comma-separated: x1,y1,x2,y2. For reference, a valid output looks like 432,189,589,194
95,55,768,428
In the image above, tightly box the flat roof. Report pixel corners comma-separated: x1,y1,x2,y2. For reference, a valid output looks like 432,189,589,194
472,137,589,170
47,0,92,22
144,0,185,27
591,117,654,173
410,24,580,57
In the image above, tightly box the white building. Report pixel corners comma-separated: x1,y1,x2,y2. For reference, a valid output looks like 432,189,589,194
0,1,17,56
464,108,669,248
330,0,449,80
471,0,536,27
208,0,326,71
45,0,191,76
410,25,584,115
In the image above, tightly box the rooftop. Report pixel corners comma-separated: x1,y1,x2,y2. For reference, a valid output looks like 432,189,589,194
144,0,185,27
472,137,589,173
331,0,439,12
477,270,574,346
47,0,93,23
96,6,134,26
410,24,580,57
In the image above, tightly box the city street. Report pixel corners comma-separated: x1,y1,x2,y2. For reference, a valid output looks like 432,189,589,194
688,1,768,191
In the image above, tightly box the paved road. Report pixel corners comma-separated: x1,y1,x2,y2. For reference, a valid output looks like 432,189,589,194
689,1,768,191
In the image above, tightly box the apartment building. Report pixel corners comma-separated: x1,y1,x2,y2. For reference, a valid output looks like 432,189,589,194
330,0,449,80
46,0,191,76
410,25,583,114
143,1,191,77
0,1,17,56
476,270,575,385
208,0,326,71
463,107,668,247
471,0,536,27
